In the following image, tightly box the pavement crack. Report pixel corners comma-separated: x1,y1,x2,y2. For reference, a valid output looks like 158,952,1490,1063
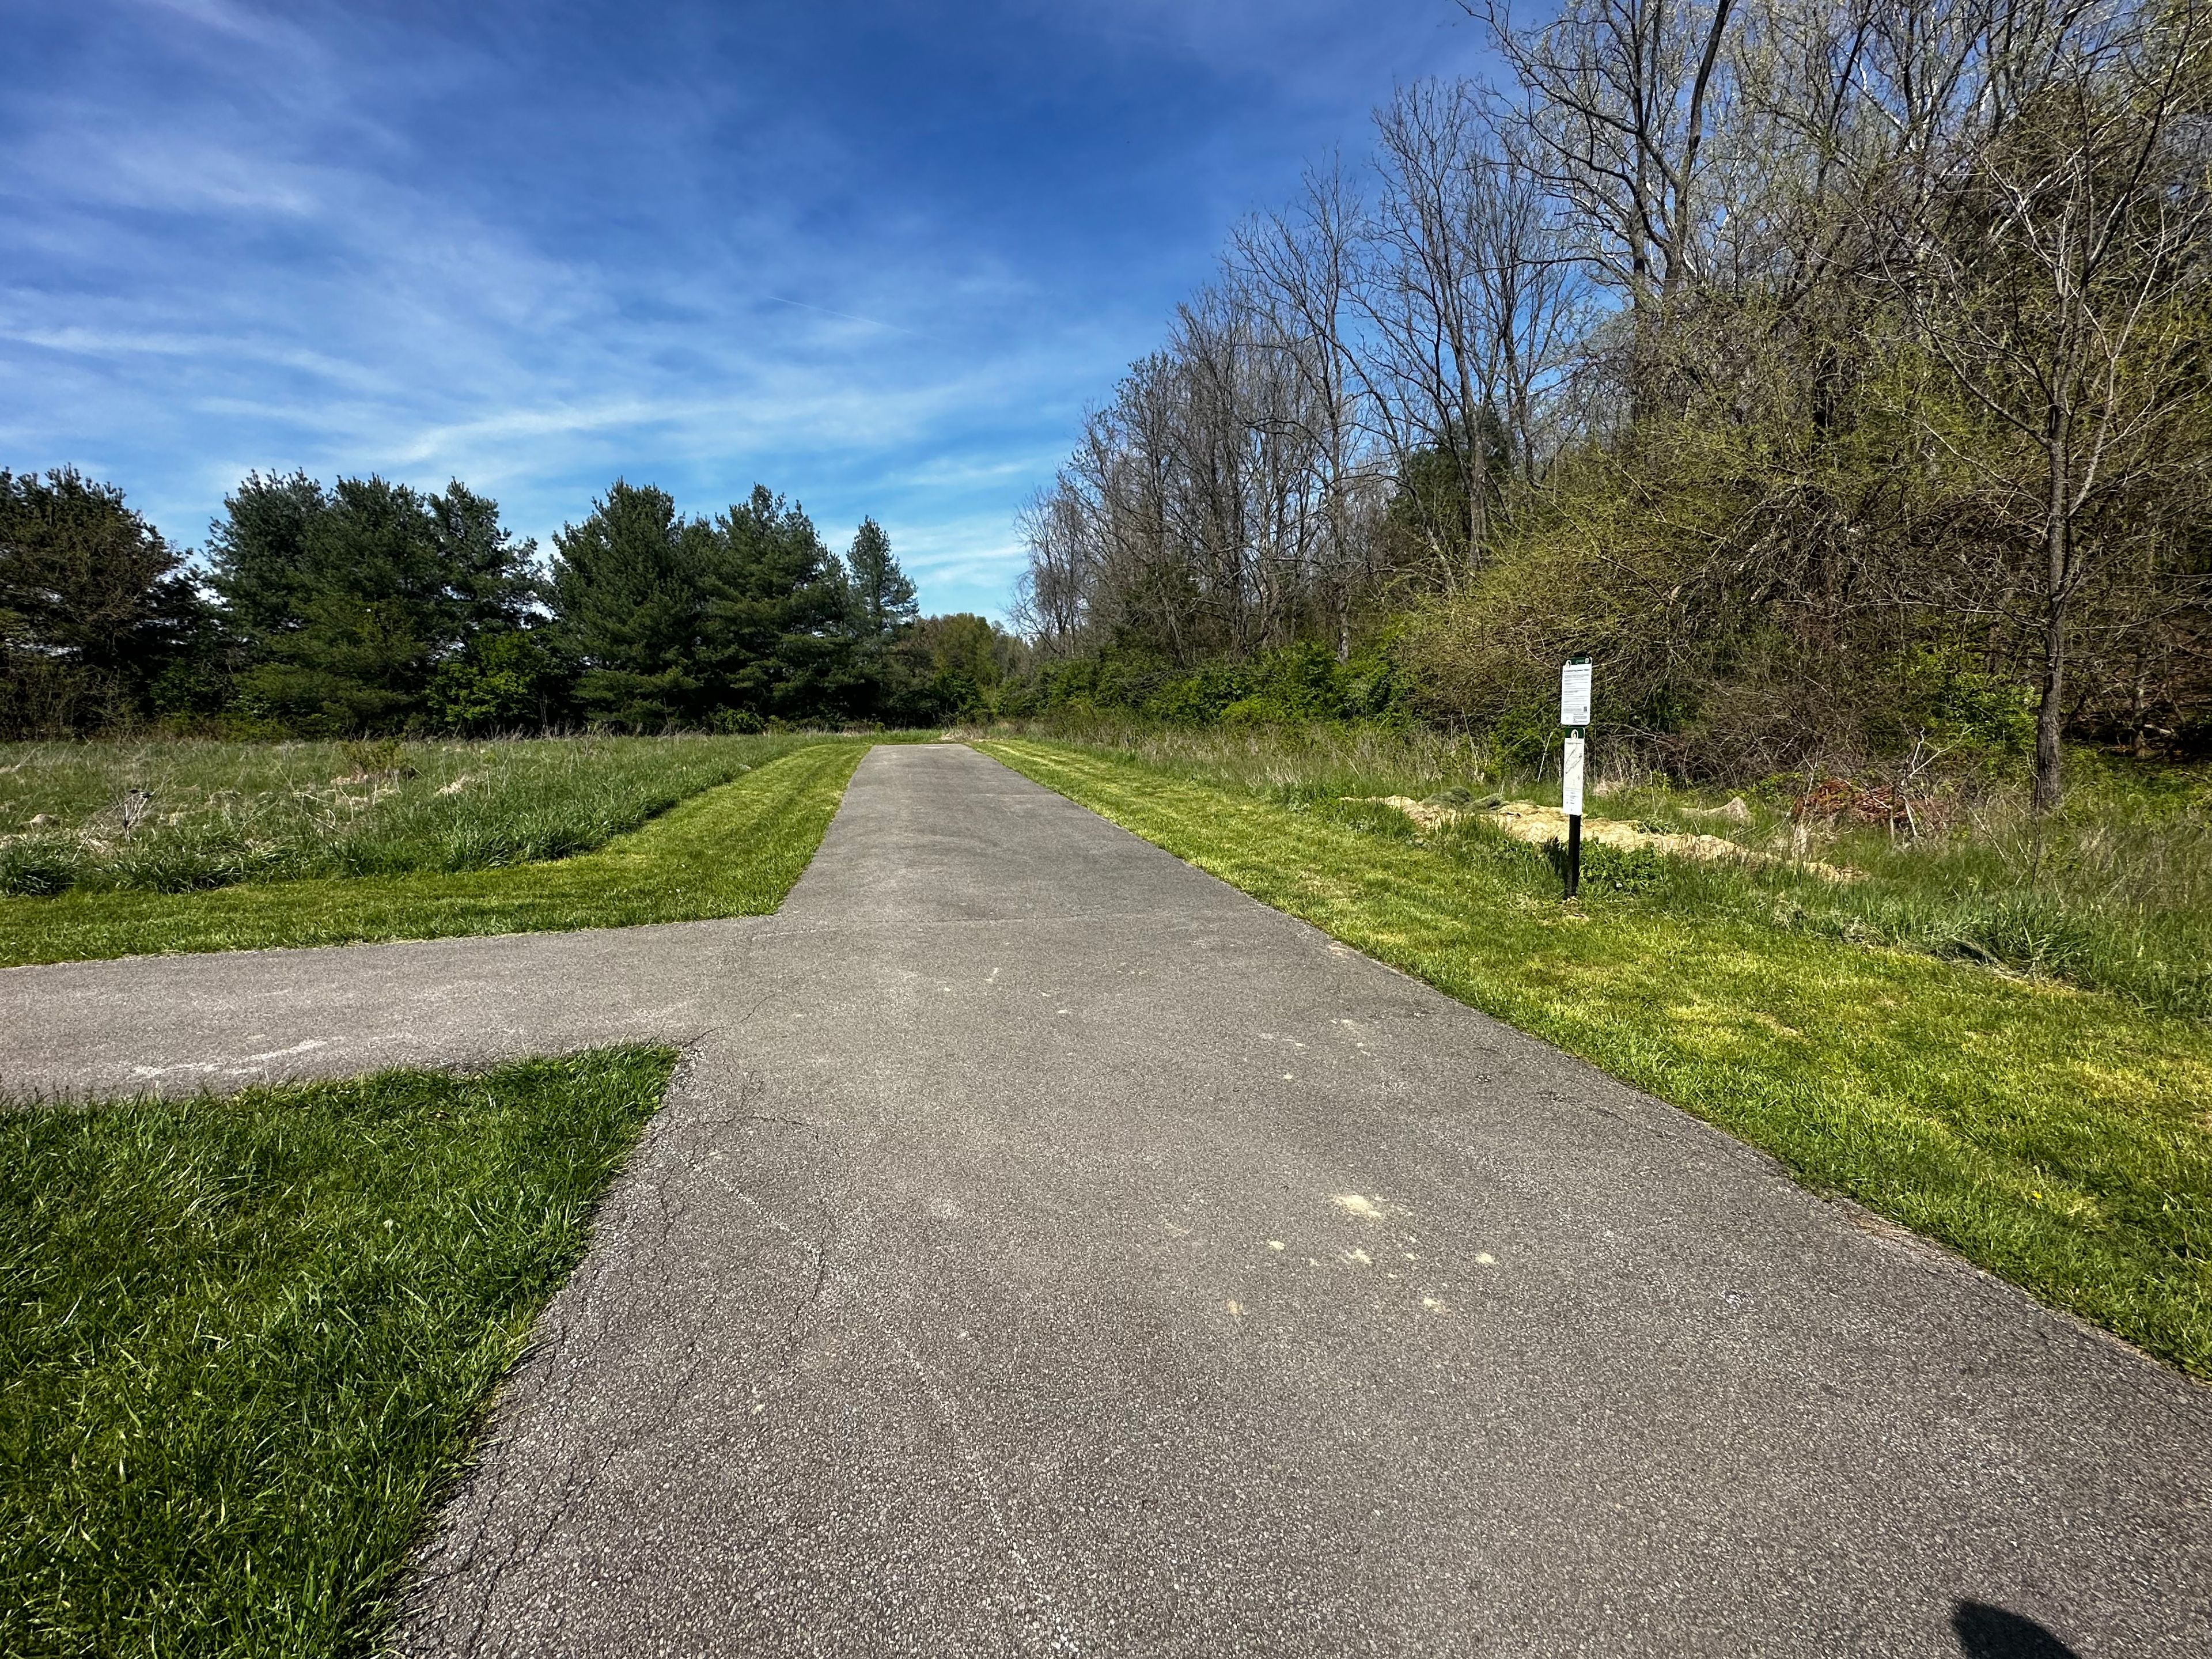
881,1325,1085,1657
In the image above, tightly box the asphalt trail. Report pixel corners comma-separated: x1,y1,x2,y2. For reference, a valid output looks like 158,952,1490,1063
4,744,2205,1655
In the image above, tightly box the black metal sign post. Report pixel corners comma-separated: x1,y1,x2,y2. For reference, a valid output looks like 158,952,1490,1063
1560,656,1591,899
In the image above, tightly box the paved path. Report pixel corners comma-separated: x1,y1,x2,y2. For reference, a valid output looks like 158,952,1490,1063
5,744,2206,1656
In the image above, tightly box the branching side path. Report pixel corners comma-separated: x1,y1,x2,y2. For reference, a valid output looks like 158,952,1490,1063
3,745,2205,1656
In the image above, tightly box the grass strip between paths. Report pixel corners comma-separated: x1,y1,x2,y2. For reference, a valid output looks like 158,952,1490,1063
982,738,2212,1380
0,1046,679,1658
0,740,870,967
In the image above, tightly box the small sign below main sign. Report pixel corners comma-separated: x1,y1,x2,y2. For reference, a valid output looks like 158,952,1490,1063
1560,657,1592,728
1562,734,1586,817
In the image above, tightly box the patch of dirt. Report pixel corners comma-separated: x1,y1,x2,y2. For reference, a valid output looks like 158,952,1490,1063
1683,795,1753,826
1352,794,1859,881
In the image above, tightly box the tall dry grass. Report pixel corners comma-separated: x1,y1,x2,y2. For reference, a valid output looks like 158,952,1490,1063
0,732,817,896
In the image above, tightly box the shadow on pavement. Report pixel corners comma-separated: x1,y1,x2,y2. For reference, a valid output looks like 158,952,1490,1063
1953,1600,2082,1657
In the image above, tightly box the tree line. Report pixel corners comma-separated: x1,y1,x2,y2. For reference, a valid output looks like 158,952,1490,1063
0,467,1027,738
1018,0,2212,801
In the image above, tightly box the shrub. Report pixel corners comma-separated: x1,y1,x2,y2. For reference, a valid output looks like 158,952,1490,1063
0,836,81,897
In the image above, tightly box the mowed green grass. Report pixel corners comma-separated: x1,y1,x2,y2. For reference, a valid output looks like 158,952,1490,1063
0,740,869,966
983,738,2212,1378
0,1047,677,1659
1007,717,2212,1018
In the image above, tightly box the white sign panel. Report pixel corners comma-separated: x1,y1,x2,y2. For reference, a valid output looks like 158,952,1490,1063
1560,658,1592,728
1562,734,1586,817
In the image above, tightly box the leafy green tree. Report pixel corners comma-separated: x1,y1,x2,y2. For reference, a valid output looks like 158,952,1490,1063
846,517,918,638
427,631,565,733
544,481,711,730
0,468,210,735
207,474,537,734
884,612,1031,721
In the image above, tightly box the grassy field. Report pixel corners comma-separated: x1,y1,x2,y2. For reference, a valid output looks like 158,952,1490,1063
0,1047,677,1659
0,740,869,966
1012,719,2212,1020
0,733,827,897
982,734,2212,1379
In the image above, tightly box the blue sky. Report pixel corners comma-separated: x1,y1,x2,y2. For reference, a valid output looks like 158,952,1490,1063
2,0,1492,620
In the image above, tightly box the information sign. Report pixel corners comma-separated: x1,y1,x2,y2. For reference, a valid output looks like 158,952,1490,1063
1560,657,1592,728
1559,654,1590,899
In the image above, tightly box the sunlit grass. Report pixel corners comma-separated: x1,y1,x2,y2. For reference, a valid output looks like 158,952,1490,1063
984,736,2212,1378
0,741,870,966
0,733,830,897
0,1047,677,1659
1001,718,2212,1018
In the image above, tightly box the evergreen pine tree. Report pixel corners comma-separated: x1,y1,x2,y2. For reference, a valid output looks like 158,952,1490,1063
209,474,536,734
699,486,859,719
846,516,918,639
544,480,709,730
0,467,209,734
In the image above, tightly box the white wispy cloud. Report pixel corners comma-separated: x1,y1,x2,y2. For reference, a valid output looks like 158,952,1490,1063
4,0,1489,622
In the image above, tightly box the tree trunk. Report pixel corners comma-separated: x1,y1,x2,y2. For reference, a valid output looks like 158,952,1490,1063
2033,594,2066,813
2032,459,2070,814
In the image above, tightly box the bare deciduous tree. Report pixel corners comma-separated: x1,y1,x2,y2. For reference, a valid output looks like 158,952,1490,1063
1861,0,2212,805
1019,0,2212,790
